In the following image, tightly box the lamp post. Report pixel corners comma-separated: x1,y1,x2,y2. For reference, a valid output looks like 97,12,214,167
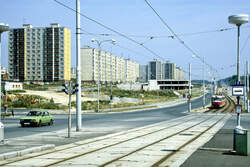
0,23,9,142
228,14,249,150
91,39,116,112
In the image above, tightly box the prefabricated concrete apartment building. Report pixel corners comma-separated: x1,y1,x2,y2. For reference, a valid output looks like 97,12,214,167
8,23,71,82
81,46,139,83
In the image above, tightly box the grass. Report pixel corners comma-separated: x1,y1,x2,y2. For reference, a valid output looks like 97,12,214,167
3,94,68,110
71,100,144,112
93,87,178,99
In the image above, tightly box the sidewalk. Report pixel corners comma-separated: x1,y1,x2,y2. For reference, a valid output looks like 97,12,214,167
181,115,250,167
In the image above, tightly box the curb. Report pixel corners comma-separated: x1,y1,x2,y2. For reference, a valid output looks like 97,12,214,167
0,144,55,161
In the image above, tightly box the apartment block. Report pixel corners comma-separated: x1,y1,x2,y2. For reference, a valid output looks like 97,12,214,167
81,46,139,83
139,65,148,83
139,60,185,83
8,23,71,82
162,61,176,80
148,60,162,80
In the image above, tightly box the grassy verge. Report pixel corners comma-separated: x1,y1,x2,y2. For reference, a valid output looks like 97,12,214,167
105,105,157,113
3,94,68,110
71,100,144,112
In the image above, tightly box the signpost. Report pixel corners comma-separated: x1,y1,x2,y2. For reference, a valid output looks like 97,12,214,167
235,104,242,114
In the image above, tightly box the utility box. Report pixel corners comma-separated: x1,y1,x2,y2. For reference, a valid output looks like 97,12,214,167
235,129,250,155
0,122,4,142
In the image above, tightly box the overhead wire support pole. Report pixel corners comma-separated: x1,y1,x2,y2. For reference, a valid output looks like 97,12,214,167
144,0,217,74
247,61,249,113
244,62,247,110
68,82,72,138
246,61,249,112
98,43,101,113
76,0,82,131
203,56,205,108
188,63,191,112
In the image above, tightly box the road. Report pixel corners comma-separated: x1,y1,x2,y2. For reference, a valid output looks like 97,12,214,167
2,94,211,139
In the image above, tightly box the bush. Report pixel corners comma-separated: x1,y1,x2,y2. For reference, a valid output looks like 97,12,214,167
7,90,26,94
5,94,67,110
99,87,177,99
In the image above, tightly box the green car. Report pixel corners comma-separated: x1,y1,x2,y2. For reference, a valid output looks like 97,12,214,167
20,111,54,127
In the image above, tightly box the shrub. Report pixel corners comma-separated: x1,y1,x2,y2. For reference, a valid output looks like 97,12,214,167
7,90,26,94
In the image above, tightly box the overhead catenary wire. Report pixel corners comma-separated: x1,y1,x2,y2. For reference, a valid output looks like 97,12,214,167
144,0,217,73
54,0,166,62
54,0,215,80
80,25,250,39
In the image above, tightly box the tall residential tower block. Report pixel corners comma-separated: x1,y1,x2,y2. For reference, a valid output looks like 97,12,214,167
8,24,71,82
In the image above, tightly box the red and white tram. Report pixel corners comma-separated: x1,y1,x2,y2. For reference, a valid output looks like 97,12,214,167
211,95,226,108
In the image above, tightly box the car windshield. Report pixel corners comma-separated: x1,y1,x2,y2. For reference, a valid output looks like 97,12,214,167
26,111,41,116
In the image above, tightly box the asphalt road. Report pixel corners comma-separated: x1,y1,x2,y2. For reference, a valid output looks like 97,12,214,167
2,94,211,139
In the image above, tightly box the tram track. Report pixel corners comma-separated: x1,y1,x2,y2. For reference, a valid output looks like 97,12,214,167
98,115,227,167
205,95,235,113
0,114,225,167
0,98,234,167
0,115,204,166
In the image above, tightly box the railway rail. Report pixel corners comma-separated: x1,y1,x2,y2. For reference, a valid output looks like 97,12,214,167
1,114,231,167
205,95,235,113
0,96,235,167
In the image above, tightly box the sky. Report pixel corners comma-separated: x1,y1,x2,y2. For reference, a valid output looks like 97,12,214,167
1,0,250,81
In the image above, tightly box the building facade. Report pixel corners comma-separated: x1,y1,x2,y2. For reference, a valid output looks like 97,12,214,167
162,61,176,80
139,60,186,83
139,65,148,83
148,60,162,80
8,23,71,82
81,46,139,83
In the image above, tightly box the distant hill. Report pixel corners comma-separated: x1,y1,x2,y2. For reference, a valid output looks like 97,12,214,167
217,75,249,86
192,80,211,85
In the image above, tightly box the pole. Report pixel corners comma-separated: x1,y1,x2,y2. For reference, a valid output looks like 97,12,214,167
203,56,205,108
233,25,243,150
110,53,113,112
98,44,101,112
76,0,82,131
68,82,72,138
247,61,249,112
237,25,240,82
0,35,2,122
188,63,191,112
236,25,241,129
244,62,247,110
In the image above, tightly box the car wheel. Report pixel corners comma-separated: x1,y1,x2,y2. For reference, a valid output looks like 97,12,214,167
49,120,53,126
21,123,24,127
38,120,42,127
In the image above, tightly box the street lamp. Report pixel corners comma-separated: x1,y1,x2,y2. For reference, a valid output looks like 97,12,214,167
228,14,248,150
0,23,9,142
229,14,249,82
91,38,116,112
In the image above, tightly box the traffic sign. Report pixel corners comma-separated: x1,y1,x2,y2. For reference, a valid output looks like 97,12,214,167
232,86,244,96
